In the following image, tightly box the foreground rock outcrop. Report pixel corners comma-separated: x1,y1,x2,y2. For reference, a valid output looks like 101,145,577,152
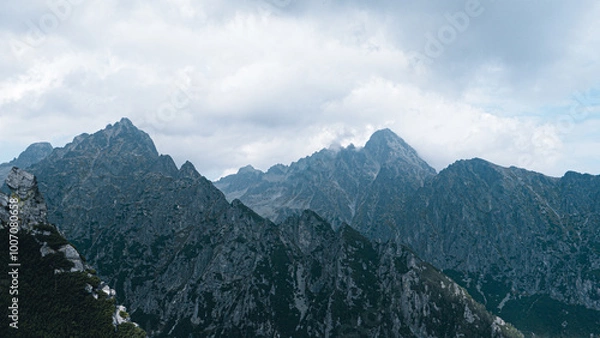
0,167,145,338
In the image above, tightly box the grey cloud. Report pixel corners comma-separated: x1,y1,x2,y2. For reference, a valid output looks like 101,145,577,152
0,0,598,179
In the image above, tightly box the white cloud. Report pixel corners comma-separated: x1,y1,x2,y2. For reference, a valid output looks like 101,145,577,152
0,0,598,180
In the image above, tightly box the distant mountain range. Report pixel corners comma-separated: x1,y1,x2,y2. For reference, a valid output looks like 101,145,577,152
0,142,53,183
1,118,524,337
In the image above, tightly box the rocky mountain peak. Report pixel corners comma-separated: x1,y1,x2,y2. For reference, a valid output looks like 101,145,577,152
12,142,53,167
440,158,547,187
0,142,54,183
104,116,134,132
443,157,500,176
238,164,262,175
266,163,288,175
179,160,201,178
118,116,134,126
364,128,409,151
215,127,437,237
366,127,400,143
31,118,161,182
53,117,157,160
364,128,434,171
100,117,158,157
178,161,224,197
21,122,528,337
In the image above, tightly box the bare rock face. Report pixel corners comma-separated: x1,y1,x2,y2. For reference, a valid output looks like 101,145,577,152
4,167,47,230
1,166,91,273
58,244,86,272
0,191,9,224
397,159,600,336
215,128,436,240
6,167,36,194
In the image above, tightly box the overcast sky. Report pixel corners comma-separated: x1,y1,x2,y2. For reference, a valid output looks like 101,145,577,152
1,0,599,180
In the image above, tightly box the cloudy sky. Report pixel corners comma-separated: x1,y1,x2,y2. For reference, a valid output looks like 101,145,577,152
1,0,599,180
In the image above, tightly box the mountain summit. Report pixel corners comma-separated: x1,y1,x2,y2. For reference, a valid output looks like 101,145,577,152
215,128,436,239
363,128,429,167
0,142,53,183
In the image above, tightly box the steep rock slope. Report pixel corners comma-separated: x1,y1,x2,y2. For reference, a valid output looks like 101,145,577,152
398,158,600,337
0,168,145,338
277,211,522,338
215,129,436,240
28,119,522,337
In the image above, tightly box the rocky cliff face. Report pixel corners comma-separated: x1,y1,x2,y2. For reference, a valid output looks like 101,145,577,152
0,167,145,338
215,128,436,240
26,119,522,337
399,158,600,336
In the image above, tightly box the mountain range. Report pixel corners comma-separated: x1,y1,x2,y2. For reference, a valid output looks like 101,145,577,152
217,126,600,337
1,118,525,337
2,117,598,336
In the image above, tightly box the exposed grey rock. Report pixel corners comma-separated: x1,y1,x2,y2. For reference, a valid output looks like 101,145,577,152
40,242,56,257
215,128,436,240
4,167,47,230
0,192,8,226
113,305,133,326
58,244,86,272
6,167,36,199
99,282,117,298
